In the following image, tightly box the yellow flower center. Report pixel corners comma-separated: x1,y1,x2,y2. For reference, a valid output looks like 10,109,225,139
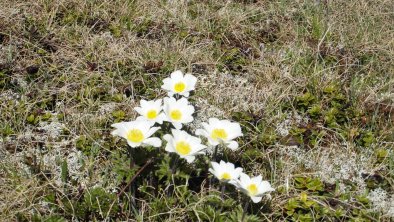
170,110,182,121
220,172,232,180
146,109,157,119
126,129,144,143
247,184,258,196
174,82,186,93
211,128,228,141
175,141,191,155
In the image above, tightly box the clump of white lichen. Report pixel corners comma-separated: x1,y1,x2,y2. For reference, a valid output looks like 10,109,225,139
367,188,394,218
188,97,226,131
278,143,376,195
98,102,117,115
276,112,307,137
198,71,268,113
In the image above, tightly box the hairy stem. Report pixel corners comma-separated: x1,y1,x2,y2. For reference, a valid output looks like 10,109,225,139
221,183,226,199
168,153,179,196
241,201,250,222
213,145,219,162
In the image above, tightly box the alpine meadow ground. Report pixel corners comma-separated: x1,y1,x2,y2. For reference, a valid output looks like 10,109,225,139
0,0,393,221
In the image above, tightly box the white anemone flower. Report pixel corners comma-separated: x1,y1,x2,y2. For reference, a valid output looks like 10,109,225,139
111,120,162,148
134,99,166,124
209,160,243,183
163,97,194,129
195,118,243,150
163,129,206,163
161,70,197,97
231,173,275,203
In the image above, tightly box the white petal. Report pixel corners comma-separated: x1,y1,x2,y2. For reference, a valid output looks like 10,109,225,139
127,141,141,148
171,70,184,80
229,179,242,188
165,143,175,152
184,156,195,163
163,134,172,142
156,113,167,124
172,122,183,129
233,167,243,179
201,122,212,132
146,127,160,137
211,162,220,172
258,181,275,194
195,129,208,137
178,97,189,106
251,196,263,203
161,78,173,91
136,116,147,121
183,116,194,124
227,123,243,140
134,107,144,115
208,118,220,126
143,137,162,147
226,141,239,150
207,138,220,146
184,74,197,90
111,122,128,130
154,99,162,108
111,128,121,137
208,168,218,178
239,173,251,188
111,124,128,138
225,161,234,169
140,99,149,107
185,104,195,115
251,175,263,185
135,120,154,134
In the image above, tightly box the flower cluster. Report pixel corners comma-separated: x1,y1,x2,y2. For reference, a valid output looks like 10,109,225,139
111,70,274,203
209,161,275,203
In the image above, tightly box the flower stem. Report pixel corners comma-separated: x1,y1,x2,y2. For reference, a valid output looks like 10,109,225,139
241,200,250,222
220,183,226,199
213,145,219,162
168,153,179,196
171,154,179,174
128,147,136,212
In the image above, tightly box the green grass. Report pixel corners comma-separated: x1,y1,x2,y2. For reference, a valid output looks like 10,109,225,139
0,0,393,221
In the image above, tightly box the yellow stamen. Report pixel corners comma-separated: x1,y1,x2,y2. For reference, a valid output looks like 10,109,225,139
170,110,182,121
247,184,258,196
126,129,144,143
146,109,157,119
175,141,191,155
221,172,232,180
211,128,228,141
174,82,186,93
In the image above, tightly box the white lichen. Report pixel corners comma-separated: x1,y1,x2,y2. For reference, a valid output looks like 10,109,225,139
368,188,394,218
275,112,307,137
198,71,268,113
98,102,117,115
37,121,65,139
188,97,226,131
278,143,375,195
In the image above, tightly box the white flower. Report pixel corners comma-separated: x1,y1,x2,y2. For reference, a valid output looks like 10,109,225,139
163,97,194,129
161,70,197,97
196,118,243,150
209,160,243,182
231,173,275,203
134,99,166,124
111,120,162,148
163,129,206,163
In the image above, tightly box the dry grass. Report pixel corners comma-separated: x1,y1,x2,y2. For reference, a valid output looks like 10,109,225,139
1,0,393,221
